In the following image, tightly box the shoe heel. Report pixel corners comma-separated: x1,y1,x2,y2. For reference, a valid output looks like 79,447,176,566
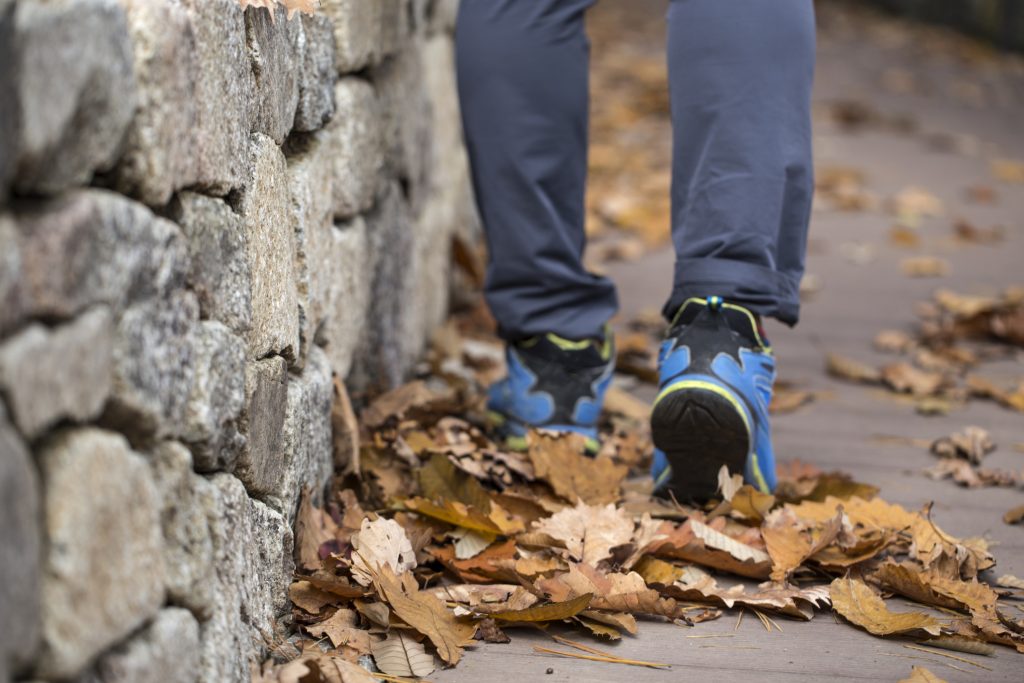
650,387,750,502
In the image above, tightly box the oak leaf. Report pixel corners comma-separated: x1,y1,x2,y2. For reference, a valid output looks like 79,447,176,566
532,501,634,566
527,432,627,504
350,518,416,587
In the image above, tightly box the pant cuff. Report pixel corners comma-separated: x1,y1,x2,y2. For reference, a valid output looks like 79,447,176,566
664,257,801,326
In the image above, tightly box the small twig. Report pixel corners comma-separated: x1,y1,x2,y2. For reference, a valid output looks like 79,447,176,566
903,644,993,671
551,635,617,658
533,647,670,669
686,634,736,639
734,608,745,631
876,651,970,674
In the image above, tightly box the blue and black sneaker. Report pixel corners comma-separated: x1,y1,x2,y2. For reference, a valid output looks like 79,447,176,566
487,330,615,453
651,296,777,501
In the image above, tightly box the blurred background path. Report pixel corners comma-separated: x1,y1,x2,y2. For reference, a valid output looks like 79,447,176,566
435,1,1024,680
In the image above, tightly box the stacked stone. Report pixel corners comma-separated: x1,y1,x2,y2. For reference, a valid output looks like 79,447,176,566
0,1,476,682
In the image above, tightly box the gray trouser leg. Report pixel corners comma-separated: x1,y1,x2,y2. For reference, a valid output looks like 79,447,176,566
665,0,816,325
455,0,618,341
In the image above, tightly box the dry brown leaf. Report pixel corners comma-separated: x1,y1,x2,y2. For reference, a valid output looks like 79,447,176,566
418,453,496,515
539,564,681,619
486,593,593,623
575,616,622,640
350,518,416,587
762,507,844,583
881,362,946,397
995,575,1024,590
432,539,520,584
898,667,948,683
290,581,341,615
362,380,455,429
532,501,634,566
966,375,1024,413
304,609,372,653
1004,504,1024,525
872,562,965,611
992,158,1024,183
648,520,772,580
901,257,950,278
873,329,915,353
370,631,436,678
474,618,511,643
830,576,941,637
527,432,627,505
663,565,830,619
826,353,882,384
294,491,340,572
370,565,476,665
929,426,995,464
887,187,944,223
331,377,360,474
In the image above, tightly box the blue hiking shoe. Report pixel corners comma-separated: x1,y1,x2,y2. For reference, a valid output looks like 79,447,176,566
651,296,777,501
487,330,615,453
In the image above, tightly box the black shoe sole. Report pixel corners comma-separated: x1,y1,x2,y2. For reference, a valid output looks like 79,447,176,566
650,387,750,503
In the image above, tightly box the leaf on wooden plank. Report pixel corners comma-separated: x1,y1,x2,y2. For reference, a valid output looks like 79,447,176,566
532,501,634,566
826,353,882,384
486,593,593,623
762,507,844,583
425,583,520,607
580,609,638,635
370,565,477,665
350,517,416,587
900,256,950,279
475,617,512,643
574,616,622,640
294,490,339,572
814,529,894,569
966,375,1024,413
663,566,829,620
829,576,941,637
929,426,995,464
881,362,946,396
871,562,964,611
527,432,628,505
304,609,371,653
370,631,436,678
539,564,681,619
995,575,1024,590
898,666,948,683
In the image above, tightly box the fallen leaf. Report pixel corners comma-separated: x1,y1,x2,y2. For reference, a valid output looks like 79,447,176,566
826,353,882,384
304,609,372,652
762,507,844,582
486,593,593,623
830,576,942,637
992,158,1024,183
332,377,360,474
527,432,627,505
929,426,995,464
647,520,772,580
887,187,944,224
874,329,915,353
1004,505,1024,525
370,565,476,665
995,575,1024,590
350,518,416,587
290,581,341,615
898,666,948,683
901,256,950,278
532,502,634,566
294,490,339,572
362,380,456,429
371,631,436,678
474,618,511,643
881,362,946,397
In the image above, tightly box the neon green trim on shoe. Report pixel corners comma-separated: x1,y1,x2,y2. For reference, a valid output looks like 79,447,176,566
544,333,593,352
750,452,770,494
670,297,770,351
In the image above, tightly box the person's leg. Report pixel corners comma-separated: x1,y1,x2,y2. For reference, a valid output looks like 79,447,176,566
456,0,617,342
664,0,816,325
652,0,815,499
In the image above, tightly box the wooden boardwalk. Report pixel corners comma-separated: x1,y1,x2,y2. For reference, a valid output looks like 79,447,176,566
435,3,1024,681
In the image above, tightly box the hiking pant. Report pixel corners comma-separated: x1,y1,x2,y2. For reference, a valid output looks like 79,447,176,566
455,0,816,340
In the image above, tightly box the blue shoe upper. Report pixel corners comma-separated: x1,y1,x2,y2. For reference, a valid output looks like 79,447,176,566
487,331,615,448
652,297,778,492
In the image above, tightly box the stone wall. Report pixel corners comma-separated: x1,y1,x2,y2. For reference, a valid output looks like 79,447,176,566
0,1,477,681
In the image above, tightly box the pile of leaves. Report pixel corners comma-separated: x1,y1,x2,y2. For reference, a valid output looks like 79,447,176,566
253,325,1024,682
827,287,1024,417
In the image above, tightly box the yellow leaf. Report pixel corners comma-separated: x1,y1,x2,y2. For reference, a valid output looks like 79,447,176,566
898,666,948,683
830,576,941,637
762,507,843,583
487,593,594,622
